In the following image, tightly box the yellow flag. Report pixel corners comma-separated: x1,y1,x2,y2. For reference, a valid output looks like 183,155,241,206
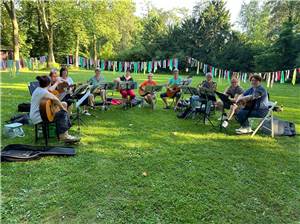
292,69,297,85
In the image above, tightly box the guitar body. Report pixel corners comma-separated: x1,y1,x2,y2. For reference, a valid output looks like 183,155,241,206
138,87,145,96
40,98,59,122
49,89,60,96
166,86,181,97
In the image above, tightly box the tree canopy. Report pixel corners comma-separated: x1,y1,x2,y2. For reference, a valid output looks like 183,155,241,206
1,0,300,71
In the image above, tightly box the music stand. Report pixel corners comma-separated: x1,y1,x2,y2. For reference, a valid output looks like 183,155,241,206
144,85,164,94
198,87,216,127
70,84,91,132
74,90,91,132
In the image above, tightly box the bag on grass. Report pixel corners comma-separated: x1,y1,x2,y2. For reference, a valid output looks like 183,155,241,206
262,117,296,136
8,113,30,125
18,103,31,112
1,144,76,162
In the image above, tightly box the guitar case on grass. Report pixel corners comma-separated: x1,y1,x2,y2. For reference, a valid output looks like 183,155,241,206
1,144,76,162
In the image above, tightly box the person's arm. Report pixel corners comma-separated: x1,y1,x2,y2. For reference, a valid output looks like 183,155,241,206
213,82,217,91
48,82,58,92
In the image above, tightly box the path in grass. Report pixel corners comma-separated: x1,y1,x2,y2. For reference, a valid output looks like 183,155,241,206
1,70,300,223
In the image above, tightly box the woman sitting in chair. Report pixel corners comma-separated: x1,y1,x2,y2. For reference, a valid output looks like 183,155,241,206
139,73,157,109
235,75,269,134
29,76,80,143
115,69,136,105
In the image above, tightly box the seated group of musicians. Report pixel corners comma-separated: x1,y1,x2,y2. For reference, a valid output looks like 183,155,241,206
29,66,269,143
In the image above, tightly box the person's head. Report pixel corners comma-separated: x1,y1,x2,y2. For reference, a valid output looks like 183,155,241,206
49,68,58,82
148,73,153,81
95,67,101,78
230,77,239,87
36,75,51,88
126,69,131,77
206,72,213,82
60,67,68,79
250,74,262,88
173,68,179,78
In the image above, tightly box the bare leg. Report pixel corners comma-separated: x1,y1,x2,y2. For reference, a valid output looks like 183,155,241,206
162,97,168,107
228,104,238,120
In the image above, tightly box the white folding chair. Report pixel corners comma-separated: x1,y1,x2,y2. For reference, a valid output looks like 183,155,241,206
250,101,278,138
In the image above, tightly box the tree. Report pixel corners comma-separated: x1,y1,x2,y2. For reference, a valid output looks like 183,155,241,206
3,0,20,61
36,0,57,66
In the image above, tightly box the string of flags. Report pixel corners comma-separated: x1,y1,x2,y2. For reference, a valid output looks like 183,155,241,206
66,55,179,74
186,57,299,87
0,56,48,75
1,55,298,86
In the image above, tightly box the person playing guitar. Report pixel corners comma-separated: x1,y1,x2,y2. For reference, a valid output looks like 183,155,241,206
216,77,244,128
198,72,217,92
29,76,80,143
115,69,136,105
88,67,106,103
235,74,269,134
160,69,182,109
139,73,158,109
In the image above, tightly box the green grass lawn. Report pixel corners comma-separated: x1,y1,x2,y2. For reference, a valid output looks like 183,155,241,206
1,69,300,223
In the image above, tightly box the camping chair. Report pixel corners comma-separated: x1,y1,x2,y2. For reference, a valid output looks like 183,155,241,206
250,101,278,138
35,121,59,146
28,81,40,95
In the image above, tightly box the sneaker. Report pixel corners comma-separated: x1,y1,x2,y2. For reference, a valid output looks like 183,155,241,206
222,120,229,128
60,133,80,143
82,110,91,116
236,126,253,134
235,127,244,132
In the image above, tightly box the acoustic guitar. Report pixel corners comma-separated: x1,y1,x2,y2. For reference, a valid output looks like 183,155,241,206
166,85,181,97
40,98,60,122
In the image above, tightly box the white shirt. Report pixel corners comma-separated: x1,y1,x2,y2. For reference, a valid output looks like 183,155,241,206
29,87,53,124
57,77,74,86
65,77,74,85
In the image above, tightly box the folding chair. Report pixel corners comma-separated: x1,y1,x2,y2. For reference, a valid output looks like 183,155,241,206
28,81,40,95
250,101,278,138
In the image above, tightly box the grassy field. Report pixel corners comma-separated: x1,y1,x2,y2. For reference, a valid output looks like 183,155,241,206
1,69,300,223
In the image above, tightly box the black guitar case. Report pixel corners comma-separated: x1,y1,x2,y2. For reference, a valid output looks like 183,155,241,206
1,144,76,162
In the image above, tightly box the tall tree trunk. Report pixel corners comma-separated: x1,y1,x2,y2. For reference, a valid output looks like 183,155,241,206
93,34,97,67
75,34,79,67
37,0,55,68
4,0,20,61
47,26,55,66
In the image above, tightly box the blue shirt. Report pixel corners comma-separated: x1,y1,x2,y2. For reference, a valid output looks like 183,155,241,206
88,76,105,87
243,85,268,110
168,77,182,86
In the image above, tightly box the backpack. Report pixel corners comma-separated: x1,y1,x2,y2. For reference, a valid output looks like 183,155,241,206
8,113,30,125
262,117,296,136
18,103,31,112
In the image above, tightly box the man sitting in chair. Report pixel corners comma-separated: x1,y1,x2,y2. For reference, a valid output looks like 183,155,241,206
139,73,158,109
216,77,244,128
160,68,182,109
235,74,269,134
30,76,80,143
88,67,106,102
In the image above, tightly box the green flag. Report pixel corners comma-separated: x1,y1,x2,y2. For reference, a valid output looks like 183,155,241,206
291,69,297,85
169,59,173,71
280,70,285,83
